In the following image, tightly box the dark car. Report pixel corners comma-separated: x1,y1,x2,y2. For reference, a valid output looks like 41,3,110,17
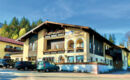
15,61,36,70
37,61,59,72
0,59,15,68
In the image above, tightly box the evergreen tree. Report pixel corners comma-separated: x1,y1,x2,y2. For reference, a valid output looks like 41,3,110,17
112,34,116,44
3,20,7,26
31,21,37,28
9,17,19,26
109,34,116,44
104,34,107,39
19,17,27,28
119,41,125,47
37,19,43,25
0,17,43,39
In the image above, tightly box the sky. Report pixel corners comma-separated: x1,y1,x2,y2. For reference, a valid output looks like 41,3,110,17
0,0,129,45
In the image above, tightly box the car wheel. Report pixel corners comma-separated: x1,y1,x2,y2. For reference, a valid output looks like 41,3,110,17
45,69,49,72
6,65,9,68
37,70,41,72
17,68,20,70
24,67,28,71
3,66,6,69
10,66,13,69
56,69,59,72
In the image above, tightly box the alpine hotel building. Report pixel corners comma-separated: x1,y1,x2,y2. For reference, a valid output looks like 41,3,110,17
0,36,23,61
17,21,130,74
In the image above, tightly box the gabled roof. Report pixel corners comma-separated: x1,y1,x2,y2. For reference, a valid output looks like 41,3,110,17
0,36,23,45
17,21,115,46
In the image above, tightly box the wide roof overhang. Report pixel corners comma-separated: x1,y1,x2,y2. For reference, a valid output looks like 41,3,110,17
17,21,116,47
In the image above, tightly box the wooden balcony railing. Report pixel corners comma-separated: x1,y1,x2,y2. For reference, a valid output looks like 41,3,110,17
67,48,74,53
76,47,84,52
43,49,65,54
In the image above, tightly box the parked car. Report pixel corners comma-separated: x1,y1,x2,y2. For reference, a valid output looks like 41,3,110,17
37,61,59,72
15,61,36,70
0,59,15,68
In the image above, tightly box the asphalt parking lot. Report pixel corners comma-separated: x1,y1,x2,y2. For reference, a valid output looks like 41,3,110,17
0,68,130,80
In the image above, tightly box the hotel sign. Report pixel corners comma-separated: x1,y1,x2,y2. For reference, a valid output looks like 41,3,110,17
65,30,84,39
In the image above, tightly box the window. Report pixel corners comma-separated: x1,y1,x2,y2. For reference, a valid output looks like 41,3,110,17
29,34,38,51
94,38,103,56
14,47,21,50
91,57,93,62
76,39,84,52
106,59,110,64
6,45,13,48
76,39,84,48
67,56,74,63
43,57,54,62
89,42,91,49
76,55,84,63
96,58,98,62
101,59,103,62
47,38,64,50
58,56,65,63
16,58,19,61
68,40,74,49
89,34,93,53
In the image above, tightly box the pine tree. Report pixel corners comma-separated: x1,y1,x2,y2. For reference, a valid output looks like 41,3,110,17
3,21,7,26
104,34,107,39
109,34,116,44
0,17,43,39
119,41,125,47
20,17,29,28
37,19,43,25
9,17,19,26
112,34,116,44
31,21,37,28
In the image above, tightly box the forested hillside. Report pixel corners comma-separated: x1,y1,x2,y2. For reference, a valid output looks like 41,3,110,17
0,17,43,39
0,17,117,45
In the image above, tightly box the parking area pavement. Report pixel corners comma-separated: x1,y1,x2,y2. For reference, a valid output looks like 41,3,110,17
0,68,130,80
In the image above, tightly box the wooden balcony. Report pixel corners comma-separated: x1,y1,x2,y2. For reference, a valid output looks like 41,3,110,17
76,47,84,52
43,49,65,54
4,48,23,53
67,48,74,53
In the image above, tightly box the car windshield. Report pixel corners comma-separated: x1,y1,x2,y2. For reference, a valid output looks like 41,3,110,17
0,59,5,63
16,61,22,64
38,61,43,65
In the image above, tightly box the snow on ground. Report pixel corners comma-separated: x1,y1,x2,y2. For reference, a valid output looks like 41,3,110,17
0,68,35,80
0,68,130,80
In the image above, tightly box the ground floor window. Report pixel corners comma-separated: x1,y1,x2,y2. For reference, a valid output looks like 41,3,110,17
16,58,19,61
67,56,74,63
76,55,84,63
43,57,54,62
106,59,112,65
58,56,65,63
